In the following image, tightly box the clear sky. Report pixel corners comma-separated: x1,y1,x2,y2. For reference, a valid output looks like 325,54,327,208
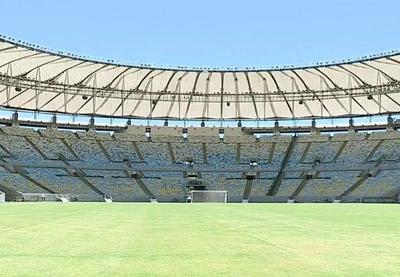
0,0,398,127
1,0,399,69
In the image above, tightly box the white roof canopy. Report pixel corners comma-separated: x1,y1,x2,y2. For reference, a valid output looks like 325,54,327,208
0,37,400,120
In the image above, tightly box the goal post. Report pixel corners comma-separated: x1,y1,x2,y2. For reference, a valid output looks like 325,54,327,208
191,190,227,203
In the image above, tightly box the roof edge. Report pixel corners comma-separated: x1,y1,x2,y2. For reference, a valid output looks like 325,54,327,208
1,34,399,73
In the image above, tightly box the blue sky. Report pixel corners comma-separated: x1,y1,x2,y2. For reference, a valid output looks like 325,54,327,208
1,0,399,69
0,0,398,127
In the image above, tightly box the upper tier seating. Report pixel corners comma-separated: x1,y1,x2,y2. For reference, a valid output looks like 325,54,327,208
171,142,204,164
207,143,237,167
137,142,172,166
328,132,375,164
0,133,42,160
101,140,141,162
270,142,290,165
369,139,400,161
239,142,272,164
29,136,77,160
302,141,342,163
64,137,109,163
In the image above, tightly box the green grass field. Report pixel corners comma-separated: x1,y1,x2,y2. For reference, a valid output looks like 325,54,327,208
0,203,399,277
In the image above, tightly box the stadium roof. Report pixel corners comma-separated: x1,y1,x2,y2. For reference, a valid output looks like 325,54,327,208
0,36,400,120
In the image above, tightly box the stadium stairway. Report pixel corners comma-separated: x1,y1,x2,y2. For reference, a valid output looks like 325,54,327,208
382,185,400,200
236,143,241,163
0,184,21,201
339,157,385,199
365,140,384,162
104,195,113,203
75,171,107,197
125,159,154,199
59,157,107,197
96,140,112,161
332,141,347,162
0,159,55,194
268,143,275,163
0,159,15,174
14,166,56,193
268,136,297,196
242,179,254,200
167,143,176,163
290,171,316,200
132,142,144,161
58,195,70,202
202,143,207,163
0,143,12,158
291,161,321,200
339,172,369,199
135,177,155,199
24,136,49,160
299,143,311,163
60,138,81,160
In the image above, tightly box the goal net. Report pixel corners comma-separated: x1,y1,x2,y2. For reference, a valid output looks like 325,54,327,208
191,190,227,203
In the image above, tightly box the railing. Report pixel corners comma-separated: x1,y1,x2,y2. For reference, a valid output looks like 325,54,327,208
1,74,400,102
20,193,71,202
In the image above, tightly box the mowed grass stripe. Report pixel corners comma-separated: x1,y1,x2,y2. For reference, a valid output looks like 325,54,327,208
0,203,399,277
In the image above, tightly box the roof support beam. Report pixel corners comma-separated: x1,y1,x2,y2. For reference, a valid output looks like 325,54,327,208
0,52,42,70
290,70,332,117
166,72,188,119
148,71,178,118
202,72,212,119
2,37,400,120
244,72,259,119
79,68,142,116
267,71,294,118
313,68,366,114
16,56,64,78
220,72,224,120
128,71,165,117
111,69,155,116
233,73,241,119
54,64,112,113
360,62,397,83
257,72,277,118
184,72,201,119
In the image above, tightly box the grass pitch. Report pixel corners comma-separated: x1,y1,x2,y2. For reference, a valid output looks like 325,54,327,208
0,203,399,277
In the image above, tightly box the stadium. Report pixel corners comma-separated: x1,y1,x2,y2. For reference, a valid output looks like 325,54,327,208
1,3,400,275
0,36,400,204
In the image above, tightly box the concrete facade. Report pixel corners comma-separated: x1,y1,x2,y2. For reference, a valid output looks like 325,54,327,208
0,191,5,203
